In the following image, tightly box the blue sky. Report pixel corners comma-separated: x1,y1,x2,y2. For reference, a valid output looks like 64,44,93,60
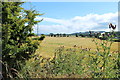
22,2,118,34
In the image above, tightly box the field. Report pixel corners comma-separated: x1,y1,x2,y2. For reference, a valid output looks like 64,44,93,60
22,36,119,78
3,2,119,79
35,36,119,58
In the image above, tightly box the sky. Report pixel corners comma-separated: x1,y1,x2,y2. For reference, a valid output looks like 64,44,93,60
22,2,118,34
22,0,119,2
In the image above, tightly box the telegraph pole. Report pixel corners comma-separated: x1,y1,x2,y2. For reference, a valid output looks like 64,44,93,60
37,24,39,36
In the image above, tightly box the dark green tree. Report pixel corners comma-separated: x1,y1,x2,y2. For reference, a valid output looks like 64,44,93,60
75,34,78,37
56,33,59,37
2,2,43,78
49,33,53,37
60,34,62,37
67,35,69,37
54,34,56,37
63,33,66,37
39,34,45,40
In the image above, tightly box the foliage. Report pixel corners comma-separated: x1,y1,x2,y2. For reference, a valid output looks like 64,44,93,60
39,34,45,40
19,44,119,78
49,44,118,78
79,34,85,37
75,34,78,37
28,33,37,37
90,25,119,78
2,2,43,78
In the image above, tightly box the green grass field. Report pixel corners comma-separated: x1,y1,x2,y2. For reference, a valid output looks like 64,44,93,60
35,36,119,58
22,36,119,78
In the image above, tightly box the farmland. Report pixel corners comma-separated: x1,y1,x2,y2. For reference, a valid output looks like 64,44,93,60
21,36,119,78
35,36,119,58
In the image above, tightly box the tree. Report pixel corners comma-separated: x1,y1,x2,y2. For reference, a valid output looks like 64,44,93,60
39,34,45,40
49,33,53,37
75,34,78,37
60,34,62,37
2,2,43,78
54,34,56,37
80,34,85,37
56,33,59,37
63,33,66,37
89,31,92,37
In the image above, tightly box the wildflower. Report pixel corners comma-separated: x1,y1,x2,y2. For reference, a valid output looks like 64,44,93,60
109,23,112,29
109,23,116,30
107,33,110,37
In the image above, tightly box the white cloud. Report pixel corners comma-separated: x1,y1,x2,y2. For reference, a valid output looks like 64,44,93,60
34,12,118,34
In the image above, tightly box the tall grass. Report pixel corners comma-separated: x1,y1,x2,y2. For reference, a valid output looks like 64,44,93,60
18,44,119,78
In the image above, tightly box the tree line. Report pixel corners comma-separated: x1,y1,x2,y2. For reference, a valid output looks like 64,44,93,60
48,30,120,42
48,32,100,38
48,33,70,37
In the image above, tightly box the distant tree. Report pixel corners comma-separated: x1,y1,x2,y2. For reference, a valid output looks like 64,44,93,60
80,34,85,37
89,31,92,37
60,34,62,37
67,35,69,37
56,34,59,37
63,33,66,37
54,34,56,37
94,32,100,38
50,33,54,37
75,34,78,37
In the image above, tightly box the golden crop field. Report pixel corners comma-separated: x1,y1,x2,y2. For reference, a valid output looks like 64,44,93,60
35,36,119,58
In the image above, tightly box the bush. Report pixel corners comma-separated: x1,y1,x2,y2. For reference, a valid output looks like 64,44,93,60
80,34,85,37
28,33,36,36
2,2,43,78
39,35,45,40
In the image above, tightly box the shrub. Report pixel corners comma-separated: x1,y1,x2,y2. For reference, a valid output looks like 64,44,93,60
2,2,43,78
75,34,78,37
28,33,36,36
80,34,85,37
39,35,45,40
